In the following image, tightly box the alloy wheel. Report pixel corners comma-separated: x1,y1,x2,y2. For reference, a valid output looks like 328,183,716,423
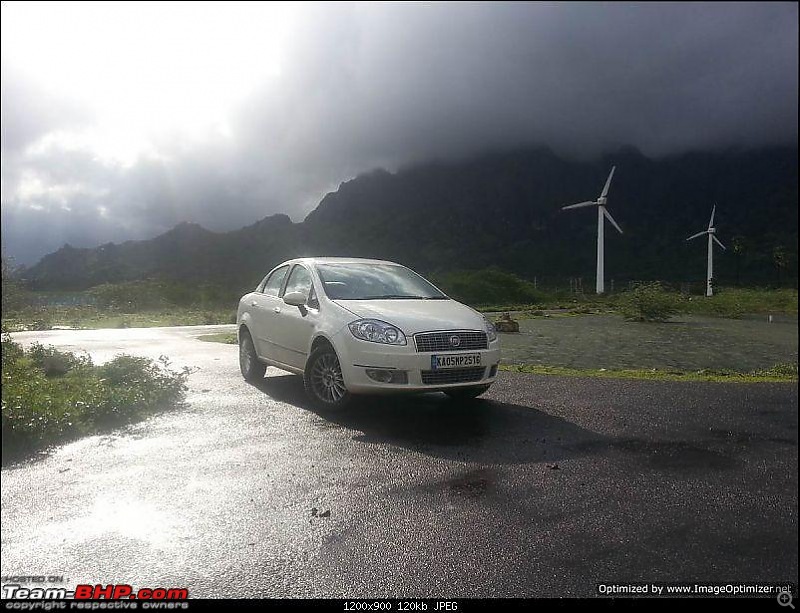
310,352,347,404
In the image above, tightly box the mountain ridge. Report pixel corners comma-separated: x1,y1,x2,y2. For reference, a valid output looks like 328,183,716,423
23,145,798,291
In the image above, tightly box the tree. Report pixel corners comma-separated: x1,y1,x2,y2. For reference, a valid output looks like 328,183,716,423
1,256,26,315
773,245,788,288
731,236,746,286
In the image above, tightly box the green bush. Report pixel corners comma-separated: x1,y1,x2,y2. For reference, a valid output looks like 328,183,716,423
1,333,189,458
1,257,34,315
29,317,52,331
26,343,92,377
1,326,23,365
201,311,223,325
93,355,188,426
749,362,798,378
619,282,679,322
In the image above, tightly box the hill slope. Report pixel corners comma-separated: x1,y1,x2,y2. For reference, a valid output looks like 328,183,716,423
25,146,798,291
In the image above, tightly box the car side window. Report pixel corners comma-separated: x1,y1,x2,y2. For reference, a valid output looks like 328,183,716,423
307,284,320,310
283,265,313,301
262,265,289,297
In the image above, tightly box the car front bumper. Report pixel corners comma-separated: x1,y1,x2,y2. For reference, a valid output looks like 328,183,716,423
334,332,501,394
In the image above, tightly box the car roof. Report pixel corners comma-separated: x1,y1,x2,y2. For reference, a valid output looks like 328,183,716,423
283,257,402,267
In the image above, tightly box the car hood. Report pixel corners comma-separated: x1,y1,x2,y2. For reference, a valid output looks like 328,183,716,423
332,299,486,335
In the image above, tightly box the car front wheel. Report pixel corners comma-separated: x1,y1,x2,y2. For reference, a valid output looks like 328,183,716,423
304,346,351,410
239,330,266,382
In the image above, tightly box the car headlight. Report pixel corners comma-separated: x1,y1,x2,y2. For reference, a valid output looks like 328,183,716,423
348,319,407,345
484,317,498,342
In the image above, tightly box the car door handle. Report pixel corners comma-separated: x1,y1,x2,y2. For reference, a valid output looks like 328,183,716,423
273,307,281,313
251,301,258,307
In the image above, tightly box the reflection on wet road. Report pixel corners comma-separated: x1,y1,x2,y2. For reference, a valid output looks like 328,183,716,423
2,325,797,597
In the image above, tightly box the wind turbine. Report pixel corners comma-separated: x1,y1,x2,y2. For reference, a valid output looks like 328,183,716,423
687,204,726,297
562,166,623,294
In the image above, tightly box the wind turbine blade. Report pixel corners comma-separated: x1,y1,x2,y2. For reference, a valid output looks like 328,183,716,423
562,200,597,210
712,235,726,250
686,230,707,241
603,208,623,234
600,166,616,199
708,204,716,229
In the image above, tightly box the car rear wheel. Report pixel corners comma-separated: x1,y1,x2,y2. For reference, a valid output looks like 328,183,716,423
304,346,351,410
444,384,490,401
239,330,266,382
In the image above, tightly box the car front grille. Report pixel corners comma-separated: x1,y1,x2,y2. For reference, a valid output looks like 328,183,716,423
421,367,486,385
414,330,488,352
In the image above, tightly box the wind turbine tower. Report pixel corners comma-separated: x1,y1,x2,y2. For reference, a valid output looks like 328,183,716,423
687,204,726,297
562,166,623,294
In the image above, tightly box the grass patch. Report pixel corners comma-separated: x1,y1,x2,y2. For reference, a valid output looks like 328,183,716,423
1,332,191,461
1,278,240,331
197,332,237,344
475,287,797,320
500,362,798,383
1,274,796,332
436,270,797,319
679,288,798,318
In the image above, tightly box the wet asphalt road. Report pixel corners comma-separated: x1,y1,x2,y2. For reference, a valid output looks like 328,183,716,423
2,326,797,598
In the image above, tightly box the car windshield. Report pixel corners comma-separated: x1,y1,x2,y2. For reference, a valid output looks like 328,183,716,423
315,263,448,300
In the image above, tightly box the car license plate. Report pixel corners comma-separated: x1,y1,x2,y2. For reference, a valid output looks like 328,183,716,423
431,353,481,370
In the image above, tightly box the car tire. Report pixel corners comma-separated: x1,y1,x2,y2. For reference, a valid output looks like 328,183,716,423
304,345,352,410
239,329,266,382
444,384,491,401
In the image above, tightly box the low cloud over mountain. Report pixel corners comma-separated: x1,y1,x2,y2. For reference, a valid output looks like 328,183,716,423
2,3,797,264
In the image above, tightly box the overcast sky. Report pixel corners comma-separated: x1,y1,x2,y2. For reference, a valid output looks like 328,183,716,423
1,1,797,264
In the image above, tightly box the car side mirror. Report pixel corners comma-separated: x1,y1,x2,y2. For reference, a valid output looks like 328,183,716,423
283,291,307,307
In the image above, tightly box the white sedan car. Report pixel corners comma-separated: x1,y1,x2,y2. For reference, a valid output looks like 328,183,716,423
237,257,501,409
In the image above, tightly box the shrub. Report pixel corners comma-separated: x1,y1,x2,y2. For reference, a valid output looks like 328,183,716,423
93,355,189,427
29,317,52,331
202,311,219,325
749,362,798,378
27,343,92,376
619,282,679,322
1,327,23,365
1,336,190,458
1,257,34,314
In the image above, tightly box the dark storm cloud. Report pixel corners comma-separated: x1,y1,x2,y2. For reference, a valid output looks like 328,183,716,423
2,2,797,264
263,2,796,162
